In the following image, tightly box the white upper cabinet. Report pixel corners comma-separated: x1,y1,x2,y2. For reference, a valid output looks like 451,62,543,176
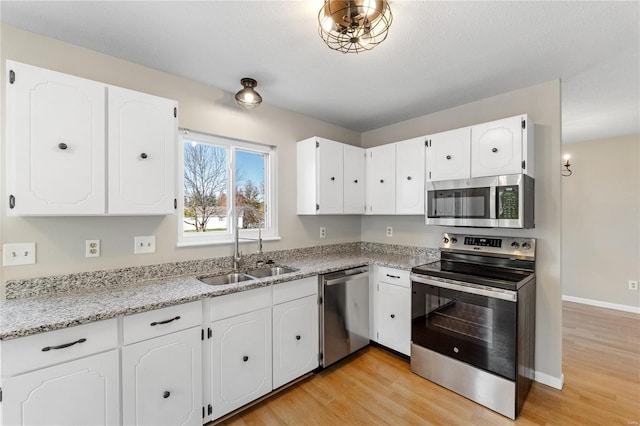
5,60,178,216
343,144,366,214
5,60,106,215
107,86,177,215
297,137,344,215
365,144,396,215
395,137,426,214
471,114,533,178
425,127,471,182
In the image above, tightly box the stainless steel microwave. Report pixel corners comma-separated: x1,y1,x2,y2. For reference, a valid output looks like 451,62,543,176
426,174,534,228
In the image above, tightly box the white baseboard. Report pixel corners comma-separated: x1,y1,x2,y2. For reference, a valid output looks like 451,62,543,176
535,371,564,390
562,295,640,314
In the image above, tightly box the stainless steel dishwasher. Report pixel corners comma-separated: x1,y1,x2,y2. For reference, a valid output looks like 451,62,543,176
319,266,369,368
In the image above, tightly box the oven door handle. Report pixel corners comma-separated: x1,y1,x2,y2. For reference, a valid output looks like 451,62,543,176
410,274,517,302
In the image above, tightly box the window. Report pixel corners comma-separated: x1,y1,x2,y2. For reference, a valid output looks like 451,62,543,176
178,130,277,246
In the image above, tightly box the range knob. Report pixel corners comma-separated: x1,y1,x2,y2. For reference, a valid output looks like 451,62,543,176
450,237,458,244
521,242,531,250
442,237,450,244
511,241,520,249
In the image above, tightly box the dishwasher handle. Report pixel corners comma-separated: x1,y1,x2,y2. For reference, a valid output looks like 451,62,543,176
325,271,369,286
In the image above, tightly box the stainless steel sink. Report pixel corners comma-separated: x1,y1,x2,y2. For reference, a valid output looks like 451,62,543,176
198,273,255,286
245,266,298,278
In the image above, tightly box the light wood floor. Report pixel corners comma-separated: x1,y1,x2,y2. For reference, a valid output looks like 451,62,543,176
219,302,640,425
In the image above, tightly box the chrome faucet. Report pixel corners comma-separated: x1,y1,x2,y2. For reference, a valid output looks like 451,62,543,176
232,206,264,271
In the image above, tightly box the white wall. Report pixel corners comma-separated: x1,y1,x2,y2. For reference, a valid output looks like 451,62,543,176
361,80,564,386
0,24,362,285
562,134,640,310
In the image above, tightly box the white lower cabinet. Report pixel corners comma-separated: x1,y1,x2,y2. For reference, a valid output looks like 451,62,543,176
272,277,319,389
122,327,202,426
209,286,272,420
0,319,120,426
373,267,411,356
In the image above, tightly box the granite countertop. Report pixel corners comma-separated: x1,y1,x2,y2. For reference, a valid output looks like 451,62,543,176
0,251,435,340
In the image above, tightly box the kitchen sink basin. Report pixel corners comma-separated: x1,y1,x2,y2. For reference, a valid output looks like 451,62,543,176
198,273,254,286
245,266,298,278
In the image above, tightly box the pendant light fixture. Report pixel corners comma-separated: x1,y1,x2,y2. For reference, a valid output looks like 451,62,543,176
318,0,393,54
235,78,262,109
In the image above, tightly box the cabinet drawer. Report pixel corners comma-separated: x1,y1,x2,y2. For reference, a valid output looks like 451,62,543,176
123,300,202,345
378,266,410,288
273,276,318,305
211,286,271,322
1,318,118,377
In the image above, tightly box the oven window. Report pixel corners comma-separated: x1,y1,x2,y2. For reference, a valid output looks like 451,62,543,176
412,282,517,380
427,187,491,218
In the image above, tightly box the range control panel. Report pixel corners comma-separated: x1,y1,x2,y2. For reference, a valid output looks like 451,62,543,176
441,233,536,260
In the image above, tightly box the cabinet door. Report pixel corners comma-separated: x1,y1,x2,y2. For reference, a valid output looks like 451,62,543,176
272,295,319,389
375,283,411,356
395,137,425,214
122,327,202,426
2,350,119,425
5,60,106,215
426,127,471,182
343,144,365,214
366,144,396,214
316,138,344,214
471,115,524,177
108,86,177,214
211,307,272,419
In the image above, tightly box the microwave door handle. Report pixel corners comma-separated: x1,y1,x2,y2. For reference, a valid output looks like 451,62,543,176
490,185,497,219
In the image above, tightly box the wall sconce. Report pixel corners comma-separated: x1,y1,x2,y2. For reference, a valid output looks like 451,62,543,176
235,78,262,109
562,154,572,177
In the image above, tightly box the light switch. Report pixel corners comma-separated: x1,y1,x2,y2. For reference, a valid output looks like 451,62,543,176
3,243,36,266
134,236,156,254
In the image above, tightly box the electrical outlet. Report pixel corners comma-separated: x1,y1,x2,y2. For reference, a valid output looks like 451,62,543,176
629,280,638,291
134,236,156,254
386,226,393,237
320,227,326,239
86,240,100,258
3,243,36,266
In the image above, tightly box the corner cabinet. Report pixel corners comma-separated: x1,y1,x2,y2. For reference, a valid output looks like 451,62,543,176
5,60,177,216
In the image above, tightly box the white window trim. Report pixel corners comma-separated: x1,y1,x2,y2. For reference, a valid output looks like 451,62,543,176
177,129,279,247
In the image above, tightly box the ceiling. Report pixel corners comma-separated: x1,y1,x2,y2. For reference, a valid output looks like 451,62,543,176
1,1,638,144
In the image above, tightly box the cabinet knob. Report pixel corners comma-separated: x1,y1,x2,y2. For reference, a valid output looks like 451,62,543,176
57,142,68,150
243,355,249,362
163,391,171,399
492,147,498,153
140,153,148,159
380,179,384,183
296,335,301,341
354,179,358,183
407,176,412,180
390,314,395,319
446,155,451,160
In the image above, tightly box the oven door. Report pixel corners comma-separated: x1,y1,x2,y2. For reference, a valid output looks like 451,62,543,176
411,275,517,380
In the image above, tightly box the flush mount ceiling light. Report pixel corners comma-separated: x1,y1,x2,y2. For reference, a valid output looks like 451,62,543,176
318,0,393,54
235,78,262,109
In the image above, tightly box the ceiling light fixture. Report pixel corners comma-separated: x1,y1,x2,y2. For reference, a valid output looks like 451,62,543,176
318,0,393,54
235,78,262,109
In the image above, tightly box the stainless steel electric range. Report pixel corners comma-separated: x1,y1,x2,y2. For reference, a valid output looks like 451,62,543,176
410,233,536,419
